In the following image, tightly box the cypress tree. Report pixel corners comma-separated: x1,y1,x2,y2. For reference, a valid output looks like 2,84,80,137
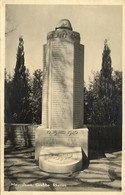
100,39,113,98
12,37,31,123
85,40,114,125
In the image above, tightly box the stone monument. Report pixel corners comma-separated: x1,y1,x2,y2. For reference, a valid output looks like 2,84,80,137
35,19,88,173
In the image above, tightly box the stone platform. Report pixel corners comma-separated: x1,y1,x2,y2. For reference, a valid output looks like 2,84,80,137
39,146,82,173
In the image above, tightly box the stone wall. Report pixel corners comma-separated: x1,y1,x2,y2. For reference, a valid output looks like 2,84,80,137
4,124,38,148
4,124,122,153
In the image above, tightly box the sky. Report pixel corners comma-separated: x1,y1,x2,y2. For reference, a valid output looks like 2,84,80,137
5,4,122,86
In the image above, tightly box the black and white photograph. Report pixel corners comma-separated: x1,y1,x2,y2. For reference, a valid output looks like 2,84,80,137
1,0,124,194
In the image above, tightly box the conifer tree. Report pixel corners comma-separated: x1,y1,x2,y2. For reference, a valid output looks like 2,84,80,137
85,40,115,125
99,39,113,98
12,37,32,123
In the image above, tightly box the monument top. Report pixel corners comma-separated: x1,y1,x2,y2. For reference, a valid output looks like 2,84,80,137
47,19,80,43
55,19,73,31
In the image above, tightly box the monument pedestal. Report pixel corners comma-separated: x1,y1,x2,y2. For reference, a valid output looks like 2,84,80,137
35,126,88,173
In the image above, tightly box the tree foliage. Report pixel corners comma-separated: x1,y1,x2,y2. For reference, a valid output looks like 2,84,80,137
4,69,14,123
5,37,32,123
84,40,122,125
31,69,43,124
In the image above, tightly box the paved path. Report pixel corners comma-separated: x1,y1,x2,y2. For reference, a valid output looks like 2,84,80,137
4,147,121,191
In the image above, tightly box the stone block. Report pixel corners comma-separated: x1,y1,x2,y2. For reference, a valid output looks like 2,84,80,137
35,127,88,160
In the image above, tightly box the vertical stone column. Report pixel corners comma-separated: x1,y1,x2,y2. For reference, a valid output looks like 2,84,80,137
42,21,84,129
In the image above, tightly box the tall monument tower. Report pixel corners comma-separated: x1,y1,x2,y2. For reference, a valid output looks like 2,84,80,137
35,19,88,173
42,19,84,129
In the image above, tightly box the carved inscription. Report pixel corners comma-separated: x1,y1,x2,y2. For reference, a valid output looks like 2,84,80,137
47,30,80,43
42,37,84,129
51,41,73,129
45,153,73,163
39,130,82,146
47,130,78,136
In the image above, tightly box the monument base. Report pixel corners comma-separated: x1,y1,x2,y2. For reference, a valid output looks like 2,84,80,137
35,126,88,159
39,146,82,173
35,126,88,173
